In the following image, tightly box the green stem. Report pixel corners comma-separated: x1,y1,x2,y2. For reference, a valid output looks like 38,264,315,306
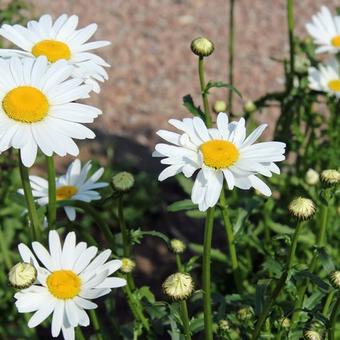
75,327,86,340
322,291,335,316
89,310,104,340
198,57,212,127
328,294,340,340
46,156,56,227
292,205,328,323
219,190,242,292
287,0,295,88
251,221,303,340
227,0,235,112
18,152,41,241
202,207,215,340
124,280,150,331
176,254,183,273
0,226,12,269
179,300,192,340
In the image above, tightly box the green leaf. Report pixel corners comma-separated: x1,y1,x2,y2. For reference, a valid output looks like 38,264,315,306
139,230,170,246
183,255,200,272
168,199,197,212
295,271,330,292
189,315,204,333
268,221,294,235
204,81,242,98
316,248,335,274
136,286,155,304
182,95,205,120
255,279,272,316
188,243,228,263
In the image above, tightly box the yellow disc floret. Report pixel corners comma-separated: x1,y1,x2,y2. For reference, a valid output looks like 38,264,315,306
56,185,78,201
3,86,49,123
328,80,340,92
32,40,71,62
331,35,340,48
200,140,239,169
47,270,81,299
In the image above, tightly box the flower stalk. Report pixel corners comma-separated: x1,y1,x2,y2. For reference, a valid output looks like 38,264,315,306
89,310,104,340
198,56,212,127
328,293,340,340
18,152,42,241
46,156,56,227
202,207,215,340
252,221,304,339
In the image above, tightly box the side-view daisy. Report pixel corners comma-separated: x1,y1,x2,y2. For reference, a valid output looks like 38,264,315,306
308,58,340,98
306,6,340,54
18,159,108,221
153,112,286,211
0,56,101,167
0,14,110,93
14,230,126,340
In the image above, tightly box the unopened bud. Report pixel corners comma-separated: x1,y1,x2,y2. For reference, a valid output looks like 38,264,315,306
191,37,214,57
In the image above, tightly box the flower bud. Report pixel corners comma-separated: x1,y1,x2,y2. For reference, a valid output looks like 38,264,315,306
288,197,316,220
170,239,186,254
162,272,194,300
244,101,257,113
305,169,319,186
237,306,254,320
329,271,340,289
303,329,322,340
121,258,136,273
213,100,227,113
8,262,37,289
112,171,135,192
320,169,340,186
191,37,214,57
218,319,230,331
280,317,291,329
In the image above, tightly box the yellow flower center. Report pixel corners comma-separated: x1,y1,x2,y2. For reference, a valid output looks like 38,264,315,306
32,40,71,63
328,80,340,92
200,140,239,169
2,86,49,123
331,35,340,48
56,185,78,201
47,270,81,300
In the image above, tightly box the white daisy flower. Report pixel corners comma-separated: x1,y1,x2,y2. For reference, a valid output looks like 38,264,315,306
14,230,126,340
153,112,286,211
19,159,108,221
306,6,340,54
308,58,340,98
0,56,101,167
0,14,110,93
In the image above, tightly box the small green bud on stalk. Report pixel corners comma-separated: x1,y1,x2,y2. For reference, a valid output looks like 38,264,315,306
112,171,135,192
244,101,257,113
213,100,227,113
9,262,37,289
170,239,186,254
191,37,214,57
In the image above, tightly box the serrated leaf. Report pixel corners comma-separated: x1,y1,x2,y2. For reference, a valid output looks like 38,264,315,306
295,271,330,292
168,200,197,212
182,95,205,120
204,81,242,98
140,230,170,246
189,315,204,333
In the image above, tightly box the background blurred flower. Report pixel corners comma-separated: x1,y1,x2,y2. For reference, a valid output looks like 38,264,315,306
18,159,108,220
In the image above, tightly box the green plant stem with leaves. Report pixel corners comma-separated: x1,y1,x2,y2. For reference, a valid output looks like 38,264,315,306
219,190,242,292
227,0,235,112
46,156,56,227
292,204,329,323
18,152,42,241
251,221,304,340
322,290,336,316
328,293,340,340
202,207,216,340
198,56,212,127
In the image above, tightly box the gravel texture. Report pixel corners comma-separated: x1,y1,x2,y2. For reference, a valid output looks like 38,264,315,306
30,0,338,146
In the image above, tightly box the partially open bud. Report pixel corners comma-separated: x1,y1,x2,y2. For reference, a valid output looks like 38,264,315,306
320,169,340,186
191,37,214,57
8,262,37,289
244,101,257,113
288,197,316,220
112,171,135,192
162,272,194,300
305,169,319,186
237,306,254,320
170,239,186,254
280,317,291,329
218,319,230,331
213,100,227,113
121,258,136,273
329,271,340,289
303,330,322,340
